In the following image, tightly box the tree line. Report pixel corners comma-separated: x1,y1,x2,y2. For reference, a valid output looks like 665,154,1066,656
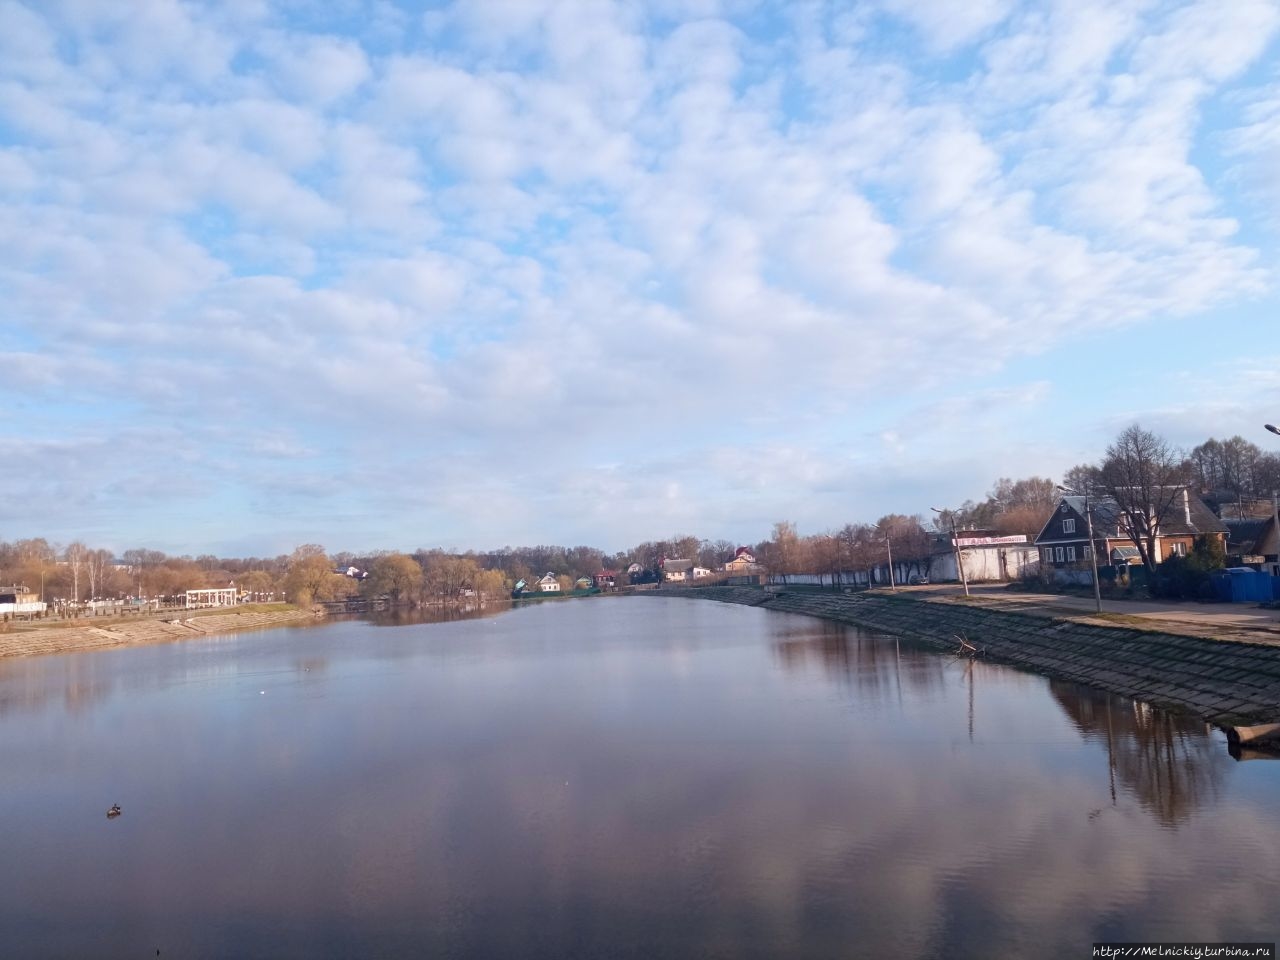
4,426,1276,606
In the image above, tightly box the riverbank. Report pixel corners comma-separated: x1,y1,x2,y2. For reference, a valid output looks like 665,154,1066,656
660,586,1280,726
0,604,322,659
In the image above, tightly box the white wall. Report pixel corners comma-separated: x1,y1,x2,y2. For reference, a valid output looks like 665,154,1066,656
0,601,47,615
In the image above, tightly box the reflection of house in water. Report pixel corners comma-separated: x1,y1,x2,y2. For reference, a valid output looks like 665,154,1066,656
1049,681,1231,825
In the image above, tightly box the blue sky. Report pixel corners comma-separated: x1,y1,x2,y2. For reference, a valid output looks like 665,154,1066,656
2,0,1279,558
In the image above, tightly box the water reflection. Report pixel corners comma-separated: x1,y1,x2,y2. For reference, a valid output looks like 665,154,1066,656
772,620,1238,823
364,602,511,628
771,619,948,704
2,598,1279,958
1049,682,1231,825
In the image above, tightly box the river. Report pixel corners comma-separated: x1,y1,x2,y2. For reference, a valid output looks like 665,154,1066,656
2,596,1278,958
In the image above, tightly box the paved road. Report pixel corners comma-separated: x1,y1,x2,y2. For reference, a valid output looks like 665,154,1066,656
887,582,1280,643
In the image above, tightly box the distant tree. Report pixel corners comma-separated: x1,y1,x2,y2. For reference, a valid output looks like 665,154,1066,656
565,546,605,579
875,514,933,582
416,550,483,599
238,569,277,601
150,558,207,598
283,544,338,606
86,548,113,599
807,533,844,586
989,476,1058,510
668,534,701,562
65,541,88,603
1061,463,1101,498
759,521,804,582
697,539,736,570
473,568,508,598
364,553,423,605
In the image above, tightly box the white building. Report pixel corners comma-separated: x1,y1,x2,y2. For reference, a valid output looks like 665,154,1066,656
0,586,45,617
931,534,1040,583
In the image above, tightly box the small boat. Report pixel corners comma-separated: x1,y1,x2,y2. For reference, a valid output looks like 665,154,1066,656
107,804,122,819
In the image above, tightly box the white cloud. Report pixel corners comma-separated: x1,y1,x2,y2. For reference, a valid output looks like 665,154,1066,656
1225,77,1280,224
1,0,1279,551
264,33,371,104
880,0,1015,52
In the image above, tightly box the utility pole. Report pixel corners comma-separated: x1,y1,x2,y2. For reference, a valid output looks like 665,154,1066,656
1273,490,1279,577
932,508,969,597
874,525,896,591
1084,492,1103,613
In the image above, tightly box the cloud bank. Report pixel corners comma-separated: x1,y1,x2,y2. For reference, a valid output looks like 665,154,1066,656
1,0,1278,553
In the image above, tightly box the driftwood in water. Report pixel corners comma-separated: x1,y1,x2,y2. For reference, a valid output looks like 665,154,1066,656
952,632,985,658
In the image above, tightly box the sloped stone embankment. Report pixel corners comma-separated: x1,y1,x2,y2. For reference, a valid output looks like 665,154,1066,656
659,587,1280,725
0,607,321,660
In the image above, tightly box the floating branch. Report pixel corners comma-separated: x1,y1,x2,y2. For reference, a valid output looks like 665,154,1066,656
952,632,985,658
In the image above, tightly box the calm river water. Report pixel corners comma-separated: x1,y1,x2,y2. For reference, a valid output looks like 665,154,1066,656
2,597,1279,958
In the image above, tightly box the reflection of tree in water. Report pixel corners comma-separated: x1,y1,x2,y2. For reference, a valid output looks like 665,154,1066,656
1050,681,1231,825
771,620,947,703
0,656,114,718
366,601,510,628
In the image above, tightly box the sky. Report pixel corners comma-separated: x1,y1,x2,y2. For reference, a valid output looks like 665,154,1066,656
2,0,1279,558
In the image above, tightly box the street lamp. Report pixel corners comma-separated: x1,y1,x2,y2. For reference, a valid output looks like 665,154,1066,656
1266,427,1280,576
930,507,970,597
1058,484,1103,614
872,525,896,592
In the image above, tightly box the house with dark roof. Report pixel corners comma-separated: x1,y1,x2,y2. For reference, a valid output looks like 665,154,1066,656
1224,515,1280,575
1035,488,1227,578
662,558,695,582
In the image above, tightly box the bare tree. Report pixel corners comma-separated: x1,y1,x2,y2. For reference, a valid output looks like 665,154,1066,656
86,548,113,599
1095,425,1189,574
65,541,88,604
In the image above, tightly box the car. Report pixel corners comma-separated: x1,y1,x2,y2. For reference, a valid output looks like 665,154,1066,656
908,574,929,585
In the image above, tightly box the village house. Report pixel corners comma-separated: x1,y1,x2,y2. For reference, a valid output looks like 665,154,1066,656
723,548,762,575
538,572,561,593
662,558,694,582
1035,488,1227,582
1224,515,1280,576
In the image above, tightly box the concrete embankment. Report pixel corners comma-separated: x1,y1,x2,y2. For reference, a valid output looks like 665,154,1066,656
661,586,1280,726
0,607,322,660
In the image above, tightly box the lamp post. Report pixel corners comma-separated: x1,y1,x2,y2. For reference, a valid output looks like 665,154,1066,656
1058,484,1103,614
931,507,970,597
1265,427,1280,576
873,525,896,592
